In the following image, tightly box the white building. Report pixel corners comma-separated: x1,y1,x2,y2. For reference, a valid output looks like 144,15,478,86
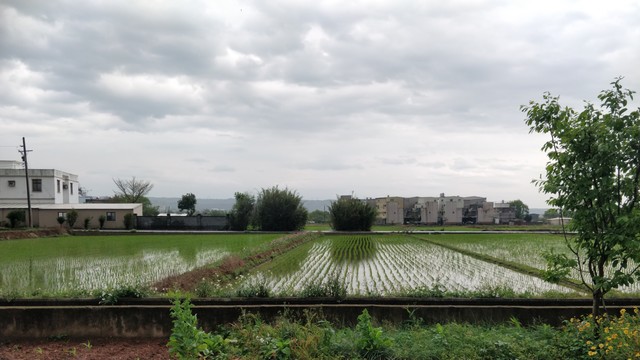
0,160,79,205
0,160,142,229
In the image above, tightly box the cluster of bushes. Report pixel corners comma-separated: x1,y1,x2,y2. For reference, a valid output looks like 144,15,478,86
228,186,308,231
168,296,622,359
227,187,377,232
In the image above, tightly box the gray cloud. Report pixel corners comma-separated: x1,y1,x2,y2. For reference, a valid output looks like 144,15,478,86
1,0,638,207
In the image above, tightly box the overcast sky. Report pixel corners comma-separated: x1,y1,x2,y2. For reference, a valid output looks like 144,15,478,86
1,1,639,207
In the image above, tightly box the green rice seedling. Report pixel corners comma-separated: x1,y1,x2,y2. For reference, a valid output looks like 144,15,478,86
0,233,279,296
239,234,575,297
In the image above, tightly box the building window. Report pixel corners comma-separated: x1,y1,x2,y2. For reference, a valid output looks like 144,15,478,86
32,179,42,192
106,212,116,221
70,183,74,195
8,180,15,187
57,180,61,193
58,212,67,219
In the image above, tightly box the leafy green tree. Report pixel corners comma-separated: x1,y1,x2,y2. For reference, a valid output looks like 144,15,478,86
141,197,160,216
543,208,559,219
308,209,330,223
229,192,255,231
329,196,377,231
509,199,529,220
522,78,640,317
252,186,307,231
178,193,197,216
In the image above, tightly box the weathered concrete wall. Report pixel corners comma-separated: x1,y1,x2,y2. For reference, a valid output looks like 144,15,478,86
2,298,640,339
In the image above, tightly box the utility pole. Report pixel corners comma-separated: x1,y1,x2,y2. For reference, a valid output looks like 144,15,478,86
19,137,33,227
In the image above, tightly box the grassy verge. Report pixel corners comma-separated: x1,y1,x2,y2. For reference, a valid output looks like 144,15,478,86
169,296,615,359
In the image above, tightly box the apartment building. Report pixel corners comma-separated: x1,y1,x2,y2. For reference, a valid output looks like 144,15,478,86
372,193,518,225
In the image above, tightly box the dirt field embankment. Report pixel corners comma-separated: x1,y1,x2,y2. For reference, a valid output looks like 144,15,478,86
0,228,66,240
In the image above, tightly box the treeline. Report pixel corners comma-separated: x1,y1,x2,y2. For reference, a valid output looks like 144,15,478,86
224,187,377,232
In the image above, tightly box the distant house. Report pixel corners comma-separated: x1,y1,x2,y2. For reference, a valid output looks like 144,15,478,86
0,160,141,229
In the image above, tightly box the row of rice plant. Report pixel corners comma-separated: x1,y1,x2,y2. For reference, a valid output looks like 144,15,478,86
0,234,281,295
240,235,575,296
426,234,640,293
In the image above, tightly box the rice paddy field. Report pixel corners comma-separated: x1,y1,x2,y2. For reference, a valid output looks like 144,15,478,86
4,231,634,298
425,233,640,294
238,234,577,296
0,234,280,295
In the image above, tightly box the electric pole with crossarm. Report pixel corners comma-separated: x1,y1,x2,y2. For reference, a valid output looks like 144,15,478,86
18,137,33,228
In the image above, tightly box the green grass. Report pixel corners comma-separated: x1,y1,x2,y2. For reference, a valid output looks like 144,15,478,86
0,233,281,296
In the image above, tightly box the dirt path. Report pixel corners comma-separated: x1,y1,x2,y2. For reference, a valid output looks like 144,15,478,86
0,338,169,360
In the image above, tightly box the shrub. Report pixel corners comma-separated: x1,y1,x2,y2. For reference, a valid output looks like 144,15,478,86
300,276,346,300
561,307,640,359
168,297,228,359
329,196,377,231
98,215,106,229
83,217,92,230
355,309,394,359
66,209,78,228
6,210,26,228
252,186,307,231
236,278,271,298
56,216,65,227
123,213,134,230
98,285,149,305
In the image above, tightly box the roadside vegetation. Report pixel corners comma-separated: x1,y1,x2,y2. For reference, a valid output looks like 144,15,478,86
168,296,640,359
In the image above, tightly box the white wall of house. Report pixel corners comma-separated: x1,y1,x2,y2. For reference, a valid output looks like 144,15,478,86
0,168,79,205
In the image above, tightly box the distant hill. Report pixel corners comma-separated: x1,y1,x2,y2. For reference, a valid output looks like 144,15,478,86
149,197,333,213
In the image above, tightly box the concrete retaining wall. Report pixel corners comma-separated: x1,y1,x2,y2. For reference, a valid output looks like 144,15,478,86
2,298,640,339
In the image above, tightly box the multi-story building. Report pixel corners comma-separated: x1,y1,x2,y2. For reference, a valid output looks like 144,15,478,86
0,160,79,205
374,193,518,225
0,160,142,229
371,196,405,225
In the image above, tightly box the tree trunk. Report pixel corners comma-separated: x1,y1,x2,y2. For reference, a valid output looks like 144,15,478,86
592,289,603,318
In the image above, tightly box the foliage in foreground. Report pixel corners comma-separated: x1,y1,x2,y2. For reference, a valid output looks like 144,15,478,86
562,307,640,359
168,297,228,359
166,296,622,359
523,78,640,317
